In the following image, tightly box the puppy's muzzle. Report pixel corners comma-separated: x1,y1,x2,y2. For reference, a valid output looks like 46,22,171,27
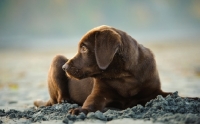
62,63,68,71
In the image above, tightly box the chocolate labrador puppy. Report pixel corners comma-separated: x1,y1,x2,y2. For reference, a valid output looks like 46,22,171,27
34,25,171,115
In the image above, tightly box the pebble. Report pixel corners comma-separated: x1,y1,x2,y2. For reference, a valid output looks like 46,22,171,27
0,92,200,124
63,118,69,124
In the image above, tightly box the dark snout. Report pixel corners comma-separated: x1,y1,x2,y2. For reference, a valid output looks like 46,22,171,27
62,63,68,72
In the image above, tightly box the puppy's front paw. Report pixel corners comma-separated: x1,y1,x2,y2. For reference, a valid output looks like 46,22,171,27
61,99,68,103
69,108,89,115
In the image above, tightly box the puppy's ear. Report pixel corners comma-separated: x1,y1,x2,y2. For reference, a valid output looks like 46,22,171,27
95,29,121,70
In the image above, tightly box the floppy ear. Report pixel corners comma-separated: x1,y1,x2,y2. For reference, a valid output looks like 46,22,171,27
95,29,121,70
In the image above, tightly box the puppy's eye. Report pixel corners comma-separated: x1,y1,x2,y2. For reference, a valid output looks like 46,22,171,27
80,46,88,53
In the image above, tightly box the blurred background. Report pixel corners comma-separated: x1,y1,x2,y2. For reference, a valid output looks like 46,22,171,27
0,0,200,107
1,0,200,49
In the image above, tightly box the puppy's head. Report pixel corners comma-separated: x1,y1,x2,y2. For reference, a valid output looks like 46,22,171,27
62,25,122,79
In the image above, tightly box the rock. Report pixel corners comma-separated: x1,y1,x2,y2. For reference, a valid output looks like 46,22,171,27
9,113,16,119
0,92,200,123
0,109,5,116
77,112,86,120
63,118,69,124
87,112,96,119
94,111,106,121
66,114,76,121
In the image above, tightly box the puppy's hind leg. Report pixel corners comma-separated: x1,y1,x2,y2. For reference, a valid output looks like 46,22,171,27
34,55,71,107
48,55,71,104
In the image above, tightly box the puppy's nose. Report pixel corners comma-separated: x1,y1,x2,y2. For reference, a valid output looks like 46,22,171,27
62,63,68,71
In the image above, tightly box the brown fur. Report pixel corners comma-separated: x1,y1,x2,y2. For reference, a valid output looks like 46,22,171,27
34,55,93,106
34,25,196,115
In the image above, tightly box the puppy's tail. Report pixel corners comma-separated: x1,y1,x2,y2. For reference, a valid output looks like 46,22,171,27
159,91,172,97
34,99,52,107
158,90,199,100
156,89,172,97
181,96,199,100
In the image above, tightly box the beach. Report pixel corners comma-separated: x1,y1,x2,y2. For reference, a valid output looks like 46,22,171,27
0,38,200,123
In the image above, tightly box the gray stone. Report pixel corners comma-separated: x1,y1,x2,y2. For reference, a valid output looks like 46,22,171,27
0,91,200,123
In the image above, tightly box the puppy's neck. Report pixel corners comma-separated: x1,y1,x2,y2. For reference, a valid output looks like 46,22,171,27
117,35,140,72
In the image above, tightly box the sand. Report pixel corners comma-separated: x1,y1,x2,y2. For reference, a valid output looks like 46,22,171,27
0,39,200,124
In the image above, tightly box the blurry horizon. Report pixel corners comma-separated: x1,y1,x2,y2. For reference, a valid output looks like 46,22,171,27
0,0,200,50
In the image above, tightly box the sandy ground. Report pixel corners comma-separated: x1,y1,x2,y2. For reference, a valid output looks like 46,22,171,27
0,38,200,123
